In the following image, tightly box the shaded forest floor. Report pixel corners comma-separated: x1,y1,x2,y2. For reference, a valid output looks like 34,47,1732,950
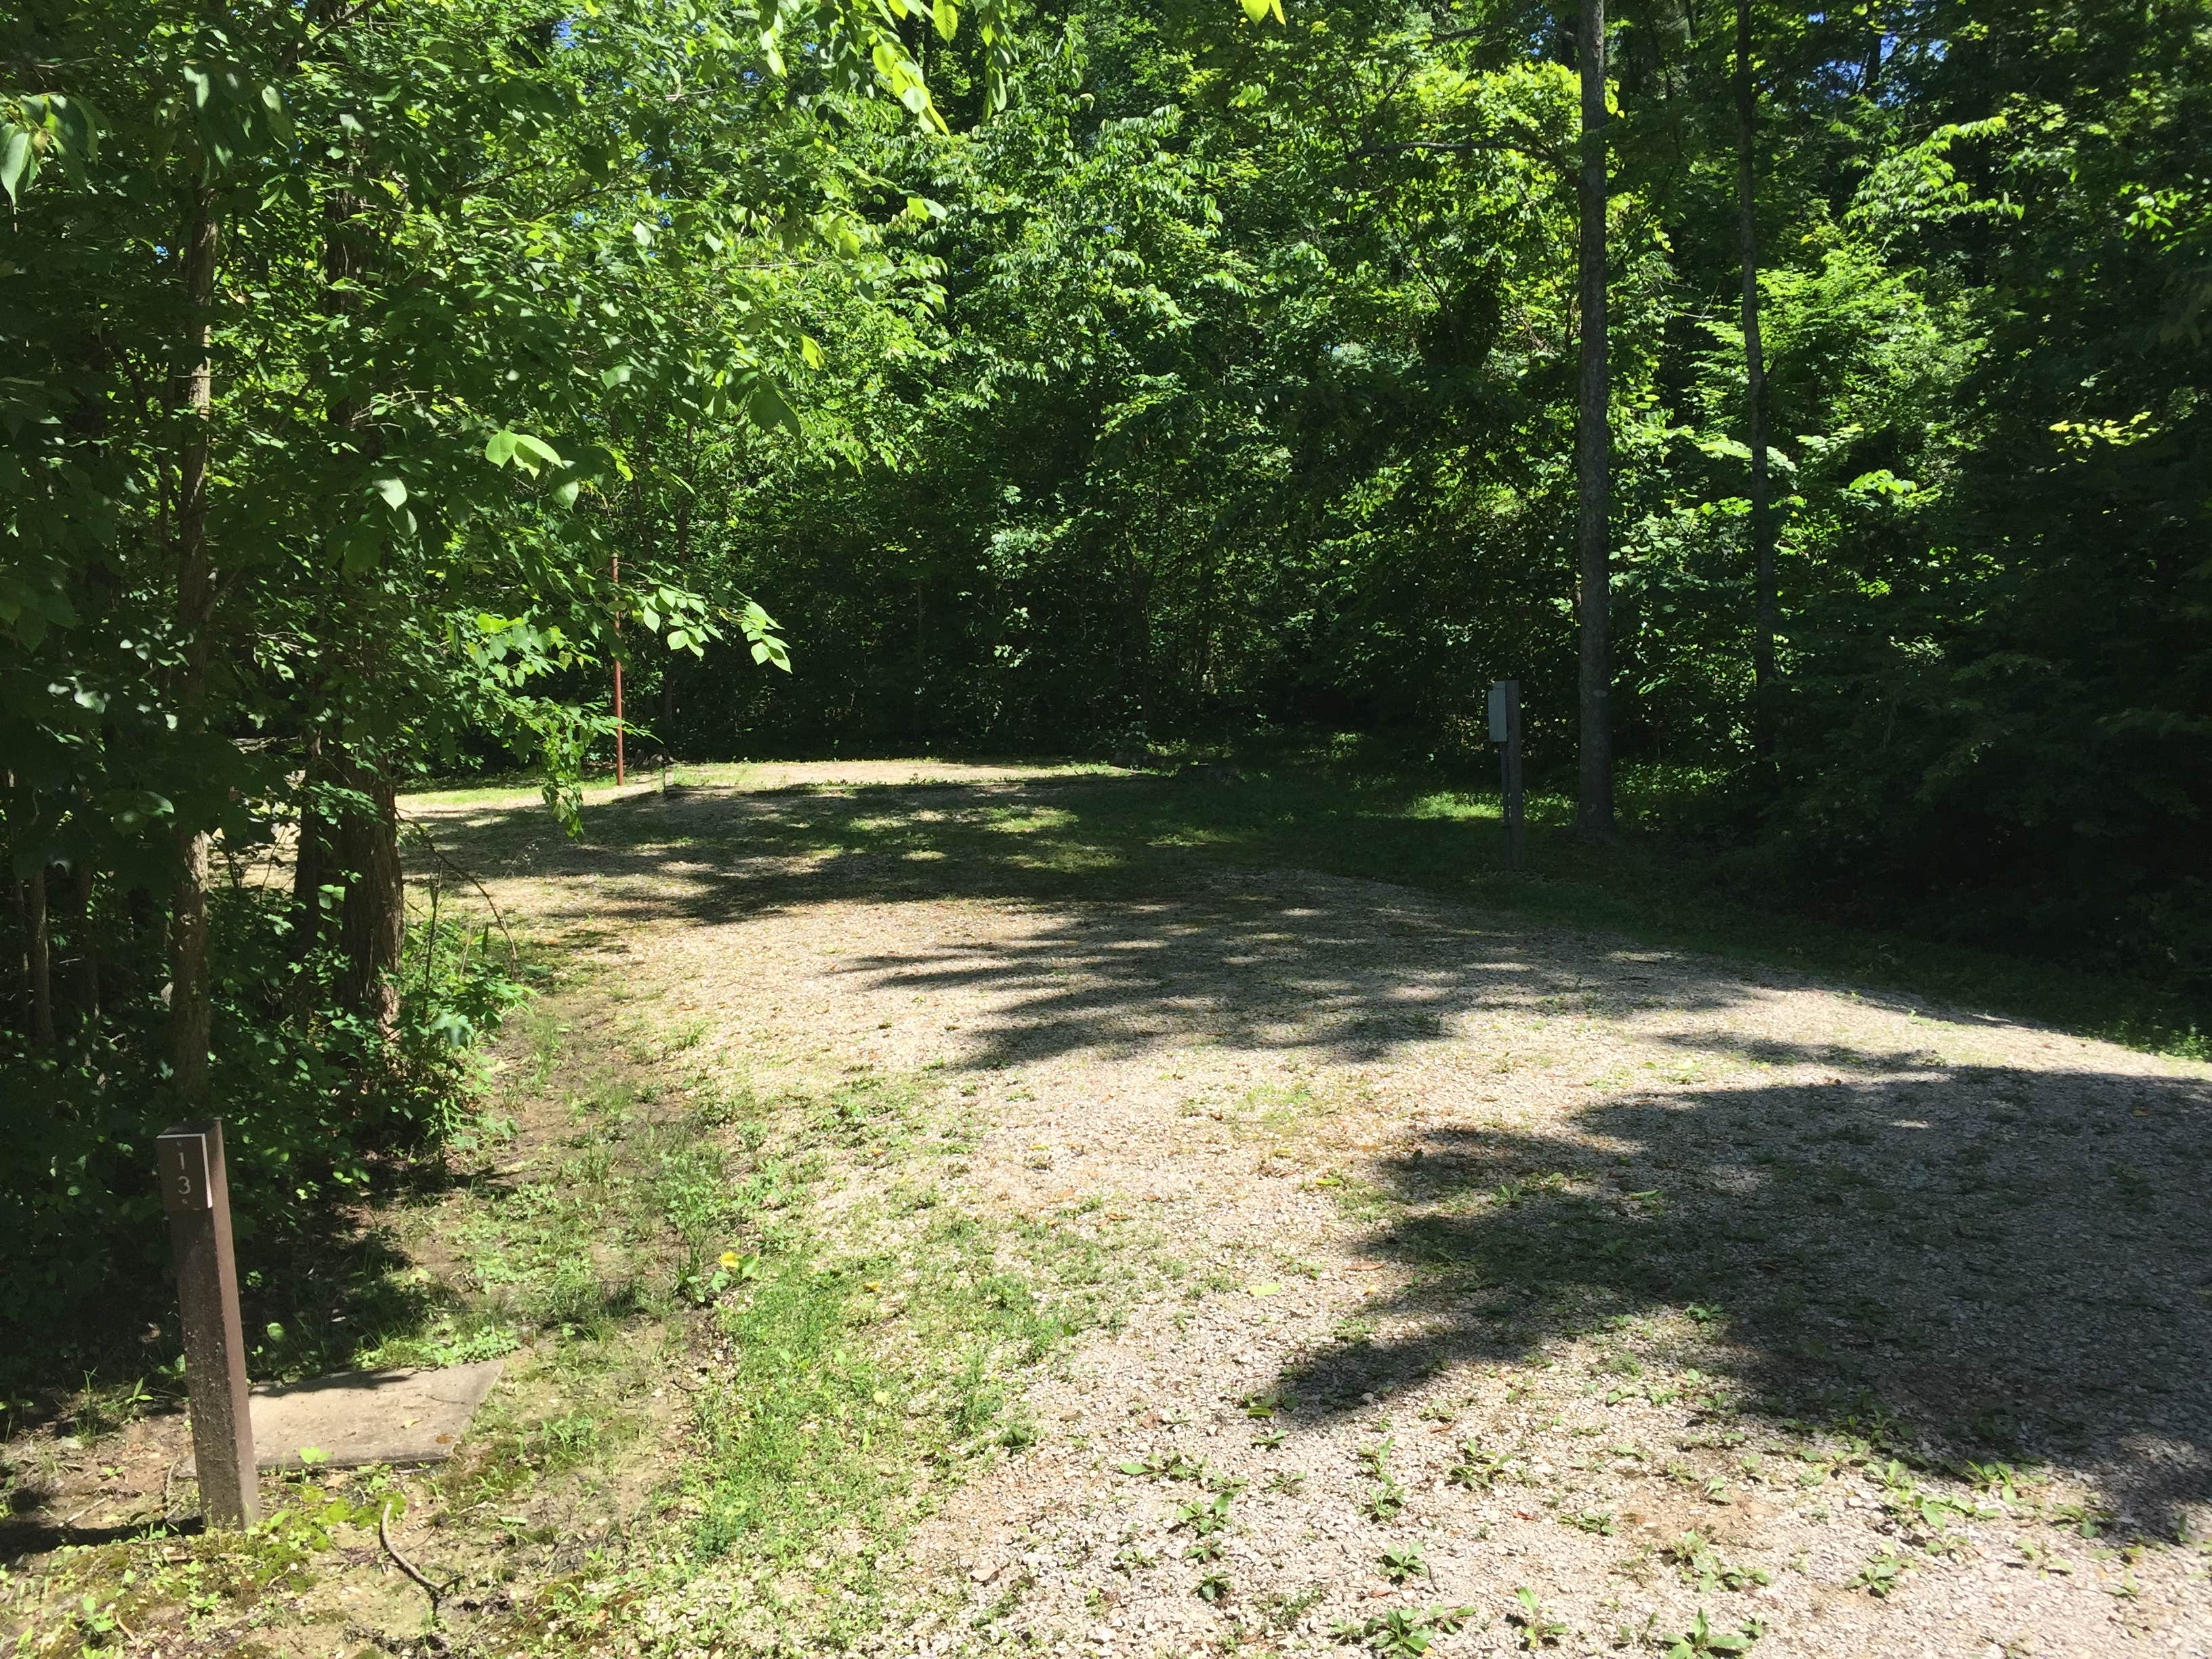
6,760,2211,1658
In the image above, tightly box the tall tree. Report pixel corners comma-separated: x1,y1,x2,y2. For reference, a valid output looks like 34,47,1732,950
1734,0,1776,757
167,171,220,1109
1575,0,1613,836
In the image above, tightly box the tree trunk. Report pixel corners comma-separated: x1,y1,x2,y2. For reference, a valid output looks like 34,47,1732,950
72,858,98,1026
1575,0,1614,838
291,727,333,968
668,495,689,762
24,867,54,1048
313,157,408,1037
113,882,155,1008
1736,0,1778,757
1861,7,1886,98
5,870,18,1021
334,747,403,1037
170,184,220,1110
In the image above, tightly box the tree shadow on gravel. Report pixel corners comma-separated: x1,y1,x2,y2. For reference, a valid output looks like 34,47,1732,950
415,777,1795,1069
1273,1053,2212,1536
418,781,2212,1530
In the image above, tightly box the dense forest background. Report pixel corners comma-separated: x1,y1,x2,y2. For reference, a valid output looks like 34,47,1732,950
3,1,2207,1364
655,0,2209,980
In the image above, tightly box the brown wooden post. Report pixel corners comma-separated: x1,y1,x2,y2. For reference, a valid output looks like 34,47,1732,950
157,1120,260,1527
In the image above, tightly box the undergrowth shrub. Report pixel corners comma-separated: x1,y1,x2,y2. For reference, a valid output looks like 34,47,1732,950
0,883,526,1399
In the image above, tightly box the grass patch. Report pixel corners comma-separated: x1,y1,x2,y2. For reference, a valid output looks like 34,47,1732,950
664,1168,1132,1649
1,961,1146,1659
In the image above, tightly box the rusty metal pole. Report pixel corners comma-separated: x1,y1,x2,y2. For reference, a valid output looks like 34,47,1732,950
157,1120,260,1527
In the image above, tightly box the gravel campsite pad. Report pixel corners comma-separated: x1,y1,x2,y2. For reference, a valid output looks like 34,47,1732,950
411,763,2212,1659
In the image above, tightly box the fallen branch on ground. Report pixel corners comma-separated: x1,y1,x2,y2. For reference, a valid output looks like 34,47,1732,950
380,1499,458,1621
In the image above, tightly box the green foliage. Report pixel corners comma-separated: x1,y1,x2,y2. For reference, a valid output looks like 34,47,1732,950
1664,1532,1771,1595
9,0,2209,1397
1507,1586,1567,1650
1172,1490,1235,1540
1356,1434,1408,1519
0,0,1040,1378
0,881,525,1369
1664,1608,1765,1659
1378,1541,1427,1584
631,0,2210,1006
1448,1437,1517,1490
1851,1546,1905,1597
1333,1601,1481,1656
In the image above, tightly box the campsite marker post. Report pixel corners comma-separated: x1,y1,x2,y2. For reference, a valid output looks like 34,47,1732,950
157,1120,260,1527
1488,680,1524,872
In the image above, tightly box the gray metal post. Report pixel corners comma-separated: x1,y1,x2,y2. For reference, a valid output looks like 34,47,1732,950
157,1120,260,1527
1490,680,1525,872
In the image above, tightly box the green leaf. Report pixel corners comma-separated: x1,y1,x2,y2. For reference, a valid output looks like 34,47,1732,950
259,83,294,144
371,476,407,509
747,377,798,434
486,430,565,476
337,517,382,574
512,433,564,470
1,128,33,204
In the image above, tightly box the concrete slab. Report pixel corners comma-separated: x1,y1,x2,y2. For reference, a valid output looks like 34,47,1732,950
186,1358,506,1473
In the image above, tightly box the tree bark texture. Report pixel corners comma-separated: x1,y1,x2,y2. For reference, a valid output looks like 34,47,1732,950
291,727,333,968
1737,0,1778,756
315,161,407,1037
169,185,220,1109
1862,7,1887,98
24,867,54,1048
334,747,403,1036
72,857,98,1025
1576,0,1614,838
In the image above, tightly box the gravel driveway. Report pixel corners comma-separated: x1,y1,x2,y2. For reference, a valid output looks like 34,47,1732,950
415,764,2212,1659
